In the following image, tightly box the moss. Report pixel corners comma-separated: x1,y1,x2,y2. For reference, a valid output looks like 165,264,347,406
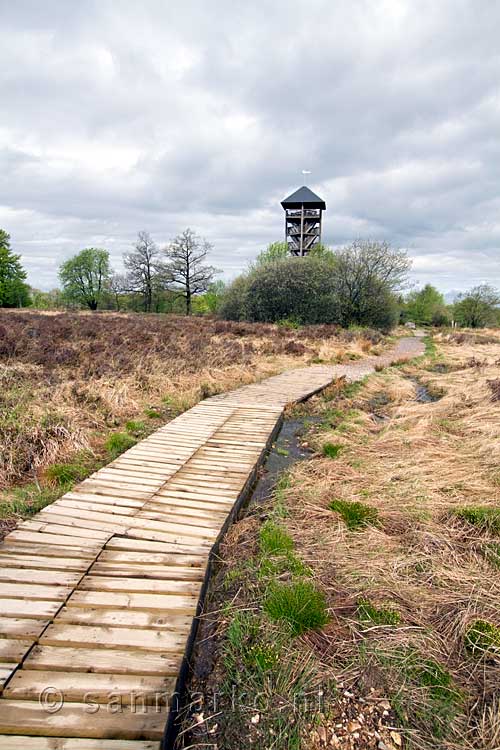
329,498,379,530
144,408,162,419
465,619,500,656
357,598,401,626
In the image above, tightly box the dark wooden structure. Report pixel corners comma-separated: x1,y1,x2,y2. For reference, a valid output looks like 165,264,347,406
281,186,326,256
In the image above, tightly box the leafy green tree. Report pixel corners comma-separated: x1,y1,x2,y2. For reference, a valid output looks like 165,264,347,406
59,248,111,310
453,285,500,328
0,230,31,307
405,284,449,326
30,288,65,310
252,242,289,269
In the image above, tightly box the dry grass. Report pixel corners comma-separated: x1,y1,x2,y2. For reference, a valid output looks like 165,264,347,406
273,333,500,748
0,310,385,522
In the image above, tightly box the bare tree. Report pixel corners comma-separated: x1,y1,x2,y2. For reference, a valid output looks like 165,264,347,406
123,231,163,312
333,240,411,325
163,228,217,315
108,273,128,311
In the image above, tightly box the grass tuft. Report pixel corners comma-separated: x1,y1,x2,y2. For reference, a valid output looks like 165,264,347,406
125,420,147,436
322,442,343,459
259,520,294,556
45,461,88,486
105,432,137,458
264,580,329,635
329,498,379,530
456,506,500,535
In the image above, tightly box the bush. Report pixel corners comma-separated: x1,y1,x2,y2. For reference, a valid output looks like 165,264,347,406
220,241,405,331
264,580,329,635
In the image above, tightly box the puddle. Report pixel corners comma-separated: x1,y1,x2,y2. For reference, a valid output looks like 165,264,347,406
406,376,441,403
248,417,320,507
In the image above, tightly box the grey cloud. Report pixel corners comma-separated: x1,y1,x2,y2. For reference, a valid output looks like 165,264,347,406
0,0,499,293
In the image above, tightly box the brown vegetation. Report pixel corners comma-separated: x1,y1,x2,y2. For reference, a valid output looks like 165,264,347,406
181,332,500,749
0,310,384,524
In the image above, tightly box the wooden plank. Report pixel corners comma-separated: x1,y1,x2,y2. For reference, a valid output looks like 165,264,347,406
0,569,81,587
17,522,110,543
0,737,160,749
104,537,208,556
0,542,97,559
5,531,102,551
24,645,182,676
0,665,17,690
66,590,198,614
0,600,61,620
98,550,205,567
139,503,229,521
0,583,72,602
4,670,175,703
89,563,203,581
78,576,201,596
39,624,186,652
0,700,165,740
53,500,136,516
56,607,192,631
0,555,89,572
72,484,151,500
0,640,31,664
63,492,143,508
0,619,49,639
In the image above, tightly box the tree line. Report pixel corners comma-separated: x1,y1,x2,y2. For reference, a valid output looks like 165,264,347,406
58,229,217,315
1,227,499,329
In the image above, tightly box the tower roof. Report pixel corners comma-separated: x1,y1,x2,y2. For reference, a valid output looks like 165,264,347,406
281,185,326,210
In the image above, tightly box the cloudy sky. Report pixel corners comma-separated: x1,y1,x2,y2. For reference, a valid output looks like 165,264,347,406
1,0,499,294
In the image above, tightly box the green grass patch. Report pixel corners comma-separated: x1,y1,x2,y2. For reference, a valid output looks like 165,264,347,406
322,442,343,459
264,580,329,635
456,506,500,535
465,619,500,656
357,598,401,626
365,645,462,740
144,408,162,419
0,483,62,519
343,379,366,398
424,336,437,358
105,432,137,458
259,520,294,556
125,420,147,437
329,498,379,530
275,447,289,457
45,461,88,487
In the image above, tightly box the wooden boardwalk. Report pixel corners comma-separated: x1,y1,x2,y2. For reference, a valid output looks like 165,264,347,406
0,337,424,749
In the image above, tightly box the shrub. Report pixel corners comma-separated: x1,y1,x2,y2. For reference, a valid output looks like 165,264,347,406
264,580,329,635
329,498,379,530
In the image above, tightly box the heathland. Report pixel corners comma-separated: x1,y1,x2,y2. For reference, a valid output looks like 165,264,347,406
0,309,385,533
